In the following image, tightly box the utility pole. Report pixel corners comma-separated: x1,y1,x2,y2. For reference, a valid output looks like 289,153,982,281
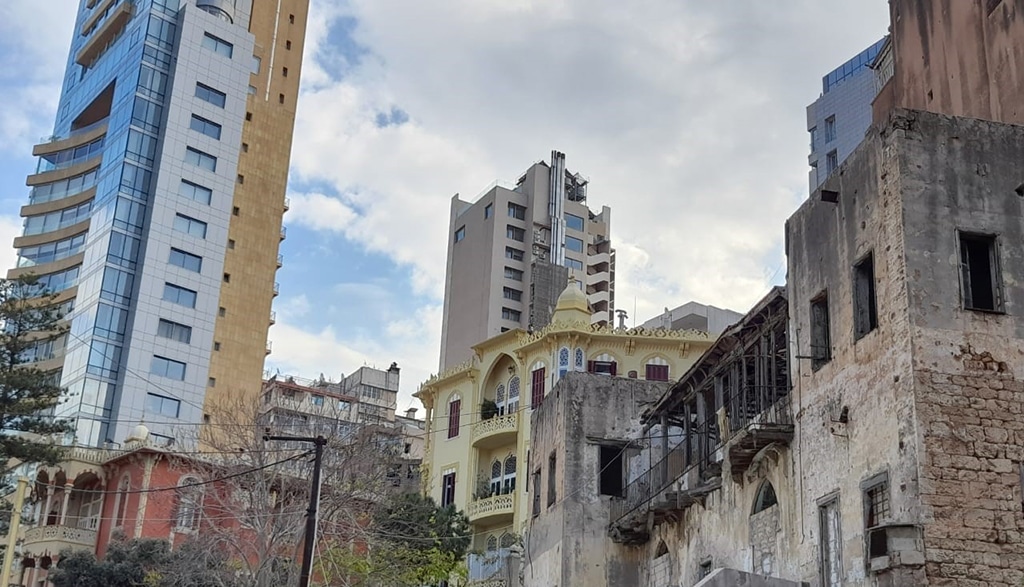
263,433,327,587
1,477,29,585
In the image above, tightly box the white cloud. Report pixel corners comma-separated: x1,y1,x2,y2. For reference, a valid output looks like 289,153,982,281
0,215,23,271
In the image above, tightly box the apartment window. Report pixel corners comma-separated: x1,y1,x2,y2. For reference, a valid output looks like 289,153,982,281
824,115,837,143
227,239,235,249
100,268,135,305
447,395,461,439
157,319,192,344
237,174,244,184
245,112,252,121
201,32,233,58
94,304,128,342
508,203,526,220
289,13,295,24
503,287,522,302
809,126,818,150
505,247,524,261
222,273,230,283
213,342,221,351
598,445,624,497
484,203,493,219
311,394,324,407
146,391,181,416
825,150,838,174
241,143,248,153
501,307,521,321
565,213,584,231
531,367,545,409
87,341,122,378
174,214,208,239
810,292,831,370
168,248,202,272
189,114,222,139
179,180,212,205
106,232,139,269
506,225,525,242
282,67,288,77
218,307,226,317
206,377,216,388
565,236,584,253
286,40,292,50
454,226,466,243
853,253,878,339
532,469,541,517
150,357,186,382
232,206,240,216
504,267,523,281
547,452,557,507
278,93,285,104
185,147,217,172
819,496,842,587
565,258,583,271
163,283,198,308
441,472,456,507
251,55,261,74
959,232,1003,312
195,82,226,108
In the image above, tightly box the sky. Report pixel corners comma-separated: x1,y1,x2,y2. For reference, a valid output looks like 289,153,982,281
0,1,889,412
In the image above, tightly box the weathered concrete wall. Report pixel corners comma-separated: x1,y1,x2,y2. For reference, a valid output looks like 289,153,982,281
695,568,808,587
525,373,666,587
884,0,1024,125
897,110,1024,586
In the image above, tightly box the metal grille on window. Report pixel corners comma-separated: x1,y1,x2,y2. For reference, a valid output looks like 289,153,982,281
865,482,890,527
574,348,584,371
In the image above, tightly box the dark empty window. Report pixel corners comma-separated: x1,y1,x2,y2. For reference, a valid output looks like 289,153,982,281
810,292,831,370
752,480,778,514
547,452,557,508
853,253,878,339
598,445,624,497
588,360,617,376
441,472,456,507
959,232,1003,312
532,469,541,517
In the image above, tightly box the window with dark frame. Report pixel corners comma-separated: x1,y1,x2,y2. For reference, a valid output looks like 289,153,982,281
588,360,617,376
598,445,624,497
863,473,891,560
853,253,878,339
532,469,541,517
547,452,557,507
441,472,456,507
959,232,1003,312
810,292,831,370
447,397,461,439
531,367,545,409
645,364,669,381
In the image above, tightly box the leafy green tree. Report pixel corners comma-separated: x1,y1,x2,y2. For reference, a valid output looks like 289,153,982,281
49,537,242,587
373,493,471,560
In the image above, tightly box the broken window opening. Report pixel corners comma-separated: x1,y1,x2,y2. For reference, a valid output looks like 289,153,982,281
810,292,831,370
547,452,557,508
853,253,878,339
959,231,1003,312
598,445,624,497
751,480,778,514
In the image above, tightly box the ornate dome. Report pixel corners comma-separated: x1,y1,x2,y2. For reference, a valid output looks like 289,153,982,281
125,423,150,444
554,281,590,314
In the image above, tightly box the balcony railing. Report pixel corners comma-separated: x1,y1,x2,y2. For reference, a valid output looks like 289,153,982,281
467,492,515,523
24,524,97,549
269,310,277,325
471,412,518,447
273,282,280,296
283,197,291,211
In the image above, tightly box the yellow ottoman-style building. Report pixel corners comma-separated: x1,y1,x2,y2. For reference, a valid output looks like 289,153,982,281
416,284,714,555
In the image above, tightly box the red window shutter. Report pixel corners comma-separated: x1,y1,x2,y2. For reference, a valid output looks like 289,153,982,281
448,400,461,438
646,364,669,381
587,361,595,373
531,368,546,409
610,362,617,377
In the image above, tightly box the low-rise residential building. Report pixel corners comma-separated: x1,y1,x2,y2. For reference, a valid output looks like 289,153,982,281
417,283,713,584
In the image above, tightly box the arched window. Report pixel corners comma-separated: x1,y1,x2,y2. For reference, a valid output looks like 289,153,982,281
530,361,546,410
507,376,520,413
588,353,617,376
486,535,498,551
574,348,585,371
114,475,130,528
175,476,203,531
503,455,517,494
495,383,506,415
645,356,669,381
752,480,778,514
499,532,515,549
447,393,461,439
558,347,570,378
490,460,502,496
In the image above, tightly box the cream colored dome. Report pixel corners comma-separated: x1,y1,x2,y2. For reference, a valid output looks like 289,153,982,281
555,281,589,313
125,423,150,444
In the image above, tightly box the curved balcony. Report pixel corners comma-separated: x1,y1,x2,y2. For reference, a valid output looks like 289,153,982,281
23,524,98,556
471,412,518,449
466,492,516,525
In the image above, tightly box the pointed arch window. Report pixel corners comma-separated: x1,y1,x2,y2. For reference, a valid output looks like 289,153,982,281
558,347,570,378
114,475,131,528
574,348,585,371
495,383,506,415
499,532,516,549
503,455,517,494
175,476,203,531
490,460,502,496
752,480,778,514
486,535,498,551
507,376,520,413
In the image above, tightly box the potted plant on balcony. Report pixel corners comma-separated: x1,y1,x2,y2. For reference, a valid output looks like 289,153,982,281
480,399,498,421
472,474,494,500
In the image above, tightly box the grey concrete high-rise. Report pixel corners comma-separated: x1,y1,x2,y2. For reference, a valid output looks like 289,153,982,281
806,37,887,191
439,152,615,370
9,0,307,446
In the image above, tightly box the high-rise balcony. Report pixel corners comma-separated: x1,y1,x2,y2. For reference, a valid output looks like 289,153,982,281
273,282,281,296
466,492,516,525
280,226,287,241
471,412,518,449
283,197,291,212
269,311,277,325
276,254,284,268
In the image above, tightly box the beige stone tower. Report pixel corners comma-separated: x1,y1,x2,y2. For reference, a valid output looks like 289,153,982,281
203,0,309,418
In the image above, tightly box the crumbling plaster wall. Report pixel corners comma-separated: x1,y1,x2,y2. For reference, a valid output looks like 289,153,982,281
525,373,665,587
785,109,926,585
898,110,1024,586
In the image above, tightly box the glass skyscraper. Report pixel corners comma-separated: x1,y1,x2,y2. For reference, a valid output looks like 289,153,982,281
10,0,308,446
